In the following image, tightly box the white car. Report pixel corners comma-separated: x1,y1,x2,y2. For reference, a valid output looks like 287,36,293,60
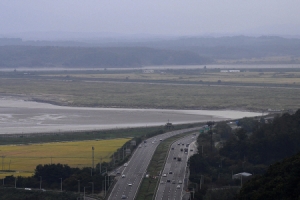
177,185,181,189
128,183,132,186
122,174,125,178
163,173,167,177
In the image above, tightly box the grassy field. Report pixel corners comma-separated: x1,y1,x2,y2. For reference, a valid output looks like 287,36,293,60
0,77,299,111
0,138,129,178
39,68,300,85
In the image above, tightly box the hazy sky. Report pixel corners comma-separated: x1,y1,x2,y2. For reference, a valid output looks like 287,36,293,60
1,0,299,38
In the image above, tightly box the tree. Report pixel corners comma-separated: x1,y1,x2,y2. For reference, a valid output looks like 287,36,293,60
214,122,233,140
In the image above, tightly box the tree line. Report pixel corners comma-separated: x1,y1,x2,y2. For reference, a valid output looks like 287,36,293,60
188,109,300,199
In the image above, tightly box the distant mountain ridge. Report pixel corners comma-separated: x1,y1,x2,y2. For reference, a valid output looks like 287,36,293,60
1,35,300,67
0,46,211,68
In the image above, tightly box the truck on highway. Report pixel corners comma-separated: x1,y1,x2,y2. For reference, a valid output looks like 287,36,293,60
177,156,182,161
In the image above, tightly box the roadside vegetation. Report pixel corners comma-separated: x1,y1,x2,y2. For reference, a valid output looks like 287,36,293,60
188,109,300,200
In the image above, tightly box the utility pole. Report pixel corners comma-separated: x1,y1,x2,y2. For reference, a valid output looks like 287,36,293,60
113,153,115,167
104,176,107,197
107,176,109,188
92,146,94,171
123,147,125,160
89,182,94,195
59,178,62,192
200,175,202,190
207,121,215,152
15,177,17,188
78,180,80,193
84,187,86,200
241,175,243,187
2,156,5,170
39,176,42,189
100,157,102,174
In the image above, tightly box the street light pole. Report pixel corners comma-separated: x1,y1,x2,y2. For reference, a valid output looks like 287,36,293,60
39,176,42,189
15,177,17,188
78,180,80,193
100,157,102,174
84,187,86,200
59,178,62,192
89,182,94,195
104,176,106,197
92,146,94,171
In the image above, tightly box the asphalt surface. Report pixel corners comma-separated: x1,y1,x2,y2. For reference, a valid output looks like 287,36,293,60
107,127,200,200
155,133,198,200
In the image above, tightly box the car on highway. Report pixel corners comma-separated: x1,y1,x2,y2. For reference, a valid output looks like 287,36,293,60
167,179,171,183
172,180,176,184
121,195,127,199
163,173,167,177
169,171,173,174
122,174,125,178
177,185,181,189
160,180,164,184
178,180,182,184
128,183,132,186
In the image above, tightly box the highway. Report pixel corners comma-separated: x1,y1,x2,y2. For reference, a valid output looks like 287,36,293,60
107,127,200,200
155,133,198,200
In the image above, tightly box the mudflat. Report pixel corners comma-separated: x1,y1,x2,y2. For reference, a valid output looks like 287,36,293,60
0,97,262,134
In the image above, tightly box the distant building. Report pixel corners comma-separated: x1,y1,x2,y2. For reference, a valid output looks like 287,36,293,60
220,70,240,73
143,70,154,73
232,172,252,179
220,70,229,73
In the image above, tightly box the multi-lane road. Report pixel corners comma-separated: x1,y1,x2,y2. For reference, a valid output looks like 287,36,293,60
155,133,198,200
107,127,200,200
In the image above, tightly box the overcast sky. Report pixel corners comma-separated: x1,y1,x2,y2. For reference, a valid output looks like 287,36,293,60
1,0,299,39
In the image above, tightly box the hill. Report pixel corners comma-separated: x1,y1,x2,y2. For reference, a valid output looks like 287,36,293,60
238,152,300,199
0,46,211,68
